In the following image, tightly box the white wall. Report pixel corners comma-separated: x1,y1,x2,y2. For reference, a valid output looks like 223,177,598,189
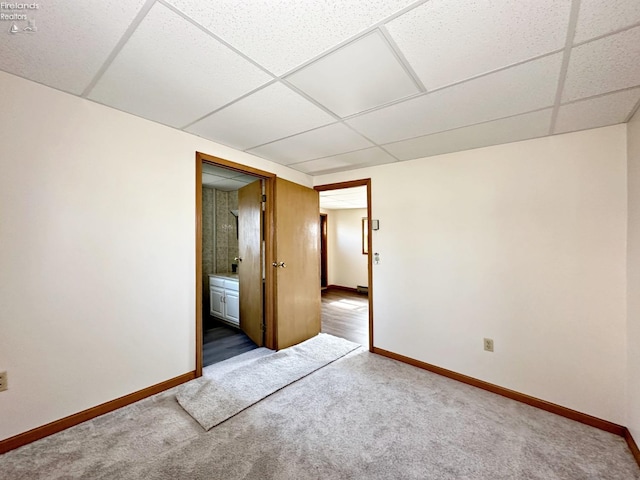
628,110,640,440
0,72,311,441
326,208,368,288
315,126,628,424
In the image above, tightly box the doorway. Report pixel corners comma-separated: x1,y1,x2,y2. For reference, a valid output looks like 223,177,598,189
195,153,277,377
200,165,264,367
315,179,373,351
196,152,323,377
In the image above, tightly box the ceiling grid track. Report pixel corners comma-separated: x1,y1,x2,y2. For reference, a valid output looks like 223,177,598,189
277,79,343,121
563,85,640,107
572,19,640,48
273,0,430,79
548,0,582,135
4,0,639,176
340,122,402,162
157,0,278,80
287,145,383,168
380,105,556,149
377,25,427,93
180,79,278,130
337,47,566,124
627,97,640,123
81,0,158,98
242,120,341,153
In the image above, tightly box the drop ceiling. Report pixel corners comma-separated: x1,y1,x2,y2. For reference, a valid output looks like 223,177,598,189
2,0,639,176
319,186,368,210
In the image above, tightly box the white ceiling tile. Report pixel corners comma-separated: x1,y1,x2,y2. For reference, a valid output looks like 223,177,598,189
292,147,395,175
88,3,271,128
555,88,640,134
248,123,373,165
203,178,250,191
165,0,414,75
320,186,367,209
318,198,343,206
384,109,552,161
294,157,355,174
562,26,640,102
324,188,366,198
285,31,419,117
385,0,570,90
186,82,335,150
232,174,261,184
202,173,229,184
0,0,147,94
574,0,640,44
202,164,239,178
335,194,366,201
347,54,562,144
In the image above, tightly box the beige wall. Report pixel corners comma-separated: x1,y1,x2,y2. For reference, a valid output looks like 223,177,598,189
326,208,368,288
315,125,628,424
628,110,640,440
0,71,311,441
0,66,635,441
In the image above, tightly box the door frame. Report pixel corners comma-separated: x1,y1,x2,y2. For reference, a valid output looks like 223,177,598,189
314,179,374,352
320,213,328,289
195,152,276,377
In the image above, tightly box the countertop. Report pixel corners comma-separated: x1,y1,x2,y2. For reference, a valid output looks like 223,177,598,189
208,273,239,280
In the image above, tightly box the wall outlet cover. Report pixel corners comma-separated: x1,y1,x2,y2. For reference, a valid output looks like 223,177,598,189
483,338,494,352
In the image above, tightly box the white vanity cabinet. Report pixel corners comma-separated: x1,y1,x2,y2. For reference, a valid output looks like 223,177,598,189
209,275,240,327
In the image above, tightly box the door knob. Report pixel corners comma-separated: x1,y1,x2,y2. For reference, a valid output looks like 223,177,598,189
272,262,286,268
234,257,243,262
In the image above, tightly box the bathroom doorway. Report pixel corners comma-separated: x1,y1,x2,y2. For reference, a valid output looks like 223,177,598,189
200,163,264,367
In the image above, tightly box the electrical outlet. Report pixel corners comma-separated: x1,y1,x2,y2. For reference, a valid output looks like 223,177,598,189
0,371,7,392
483,338,494,352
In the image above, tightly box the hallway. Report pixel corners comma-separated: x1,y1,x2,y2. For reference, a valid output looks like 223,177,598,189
321,288,369,346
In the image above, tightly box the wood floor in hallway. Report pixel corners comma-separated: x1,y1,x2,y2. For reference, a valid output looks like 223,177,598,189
321,288,369,346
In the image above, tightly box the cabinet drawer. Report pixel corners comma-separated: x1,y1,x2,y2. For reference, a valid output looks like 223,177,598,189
224,279,239,291
209,276,225,288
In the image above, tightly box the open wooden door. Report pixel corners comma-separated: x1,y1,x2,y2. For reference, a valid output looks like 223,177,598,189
238,179,263,346
273,178,321,349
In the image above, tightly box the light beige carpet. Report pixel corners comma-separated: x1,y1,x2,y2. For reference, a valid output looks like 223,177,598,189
1,345,639,479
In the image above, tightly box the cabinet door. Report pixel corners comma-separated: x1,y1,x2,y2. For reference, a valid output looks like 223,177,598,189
225,290,240,326
209,286,225,319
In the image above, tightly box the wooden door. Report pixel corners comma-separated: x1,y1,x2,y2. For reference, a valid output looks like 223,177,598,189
238,180,264,346
274,178,321,349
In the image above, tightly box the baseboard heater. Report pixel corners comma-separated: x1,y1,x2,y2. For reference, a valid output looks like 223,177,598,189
357,285,368,295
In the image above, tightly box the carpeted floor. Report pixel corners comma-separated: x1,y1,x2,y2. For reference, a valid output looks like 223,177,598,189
1,346,639,479
178,333,359,429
